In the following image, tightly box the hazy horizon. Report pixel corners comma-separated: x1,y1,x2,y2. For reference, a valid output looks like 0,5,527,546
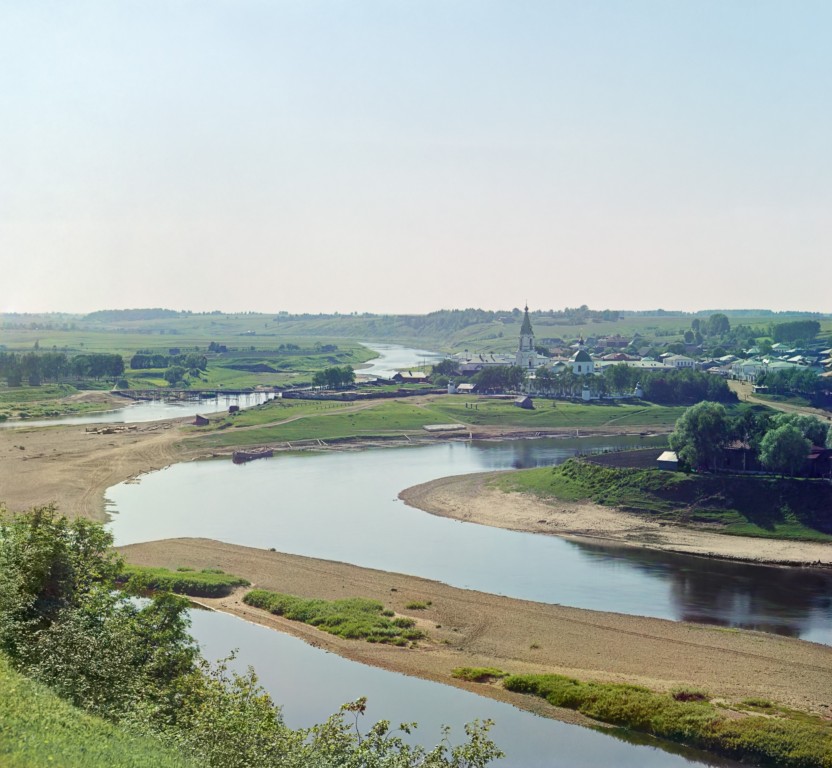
3,2,830,315
2,304,829,319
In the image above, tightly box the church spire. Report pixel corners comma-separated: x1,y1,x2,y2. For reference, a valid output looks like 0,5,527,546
516,305,536,370
520,305,533,336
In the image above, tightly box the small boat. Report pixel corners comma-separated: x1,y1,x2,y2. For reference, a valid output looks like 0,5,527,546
232,448,274,464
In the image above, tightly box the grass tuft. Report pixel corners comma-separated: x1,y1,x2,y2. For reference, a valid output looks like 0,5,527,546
452,667,508,683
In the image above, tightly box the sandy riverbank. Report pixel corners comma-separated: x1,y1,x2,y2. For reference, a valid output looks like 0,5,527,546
0,413,658,521
119,538,832,720
399,473,832,568
0,420,186,519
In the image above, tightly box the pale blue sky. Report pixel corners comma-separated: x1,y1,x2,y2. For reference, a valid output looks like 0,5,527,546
1,1,830,314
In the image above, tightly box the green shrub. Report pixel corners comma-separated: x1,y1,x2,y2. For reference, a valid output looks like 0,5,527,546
504,673,832,768
452,667,508,683
243,590,425,645
120,566,250,597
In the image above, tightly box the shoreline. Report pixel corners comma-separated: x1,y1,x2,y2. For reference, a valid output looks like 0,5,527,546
399,472,832,569
0,417,664,521
118,538,832,722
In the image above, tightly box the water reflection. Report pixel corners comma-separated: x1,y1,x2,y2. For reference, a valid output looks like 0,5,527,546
570,541,832,641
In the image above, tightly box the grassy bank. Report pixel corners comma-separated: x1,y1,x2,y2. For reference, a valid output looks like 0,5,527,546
0,385,117,421
427,398,687,429
188,396,687,449
496,459,832,541
0,653,193,768
119,566,250,597
500,672,832,768
243,589,425,646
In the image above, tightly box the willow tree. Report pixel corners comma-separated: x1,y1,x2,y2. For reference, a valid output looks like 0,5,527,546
668,401,730,470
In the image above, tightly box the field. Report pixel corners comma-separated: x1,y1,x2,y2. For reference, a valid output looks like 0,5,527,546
4,309,830,357
0,385,115,421
187,396,687,449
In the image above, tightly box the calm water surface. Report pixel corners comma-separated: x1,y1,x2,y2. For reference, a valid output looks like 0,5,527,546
0,392,272,429
358,342,444,379
108,436,832,643
189,608,737,768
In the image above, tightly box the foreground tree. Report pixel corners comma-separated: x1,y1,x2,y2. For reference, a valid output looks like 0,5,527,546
668,401,730,470
0,507,502,768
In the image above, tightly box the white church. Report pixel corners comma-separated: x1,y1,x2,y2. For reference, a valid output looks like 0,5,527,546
455,306,593,377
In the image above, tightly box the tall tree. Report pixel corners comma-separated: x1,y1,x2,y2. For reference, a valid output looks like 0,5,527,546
706,313,731,336
772,413,829,447
759,425,810,477
668,401,730,470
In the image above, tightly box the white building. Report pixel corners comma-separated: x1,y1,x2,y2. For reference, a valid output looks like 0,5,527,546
663,354,696,369
571,349,595,375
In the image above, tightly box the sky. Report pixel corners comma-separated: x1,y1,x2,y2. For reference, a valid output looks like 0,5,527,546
1,1,830,315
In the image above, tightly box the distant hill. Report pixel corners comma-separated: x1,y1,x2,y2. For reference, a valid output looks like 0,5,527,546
83,308,183,322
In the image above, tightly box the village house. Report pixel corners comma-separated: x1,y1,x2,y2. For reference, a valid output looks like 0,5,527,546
663,354,696,369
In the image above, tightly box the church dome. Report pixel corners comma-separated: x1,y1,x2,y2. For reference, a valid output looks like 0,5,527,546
571,350,592,363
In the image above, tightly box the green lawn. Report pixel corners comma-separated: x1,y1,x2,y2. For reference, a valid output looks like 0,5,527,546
119,566,250,597
0,653,193,768
192,401,452,447
188,396,693,449
426,398,687,429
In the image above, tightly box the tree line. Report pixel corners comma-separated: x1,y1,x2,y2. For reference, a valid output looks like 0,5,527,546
599,365,736,404
312,365,356,389
756,367,826,398
0,351,124,386
770,320,821,344
669,401,831,476
130,352,208,371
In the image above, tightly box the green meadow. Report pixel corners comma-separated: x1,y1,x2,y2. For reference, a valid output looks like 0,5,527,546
188,395,685,449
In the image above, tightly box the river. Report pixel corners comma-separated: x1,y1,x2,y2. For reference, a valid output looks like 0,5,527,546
0,392,273,429
108,436,832,643
187,607,738,768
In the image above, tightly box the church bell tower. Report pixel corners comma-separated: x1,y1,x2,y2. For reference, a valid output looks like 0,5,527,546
515,305,536,370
